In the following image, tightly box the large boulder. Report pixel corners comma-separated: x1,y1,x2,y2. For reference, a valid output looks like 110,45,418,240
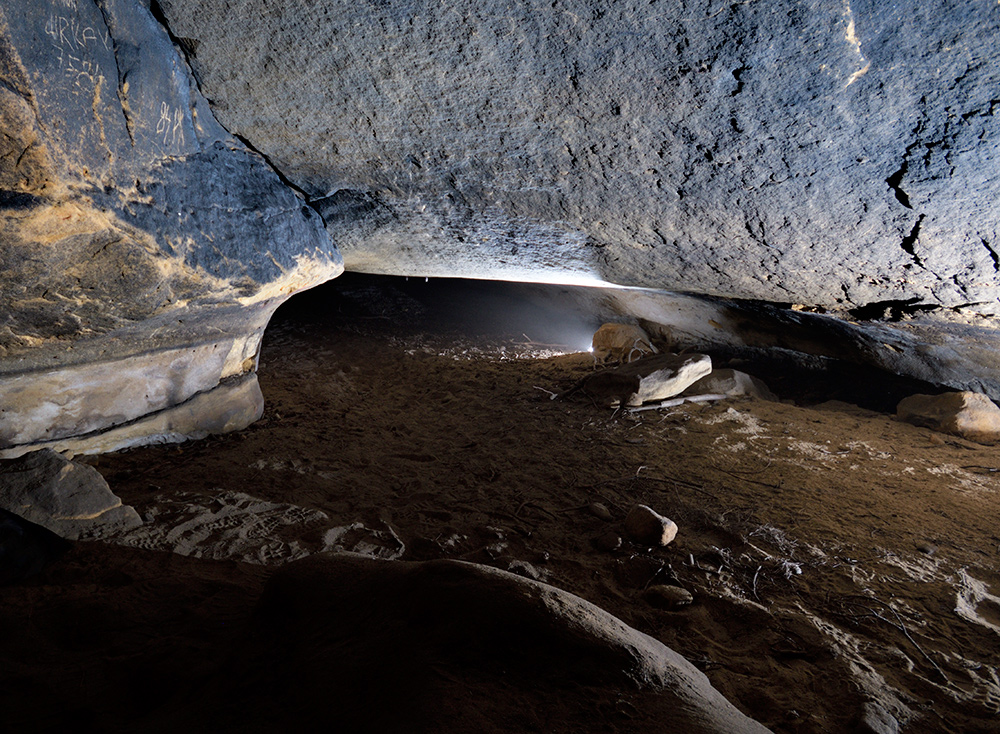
176,553,771,733
0,0,342,456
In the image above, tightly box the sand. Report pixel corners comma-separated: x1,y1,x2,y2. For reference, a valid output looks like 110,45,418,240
3,276,999,733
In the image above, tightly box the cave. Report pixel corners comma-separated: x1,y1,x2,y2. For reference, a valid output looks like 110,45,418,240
2,1,1000,732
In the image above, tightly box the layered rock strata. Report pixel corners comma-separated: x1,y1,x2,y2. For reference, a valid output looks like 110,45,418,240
0,0,342,456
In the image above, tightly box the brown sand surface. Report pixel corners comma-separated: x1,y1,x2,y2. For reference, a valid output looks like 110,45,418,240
3,277,1000,732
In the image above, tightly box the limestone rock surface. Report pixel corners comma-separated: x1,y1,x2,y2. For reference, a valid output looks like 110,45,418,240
0,449,141,539
156,0,1000,317
0,0,342,454
896,391,1000,444
178,553,771,734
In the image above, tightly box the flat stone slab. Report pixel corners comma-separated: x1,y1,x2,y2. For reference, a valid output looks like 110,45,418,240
615,352,713,407
0,373,264,459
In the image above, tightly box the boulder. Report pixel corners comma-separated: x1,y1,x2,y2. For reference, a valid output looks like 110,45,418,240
0,0,342,455
896,391,1000,444
0,449,141,539
177,553,771,733
683,368,777,401
591,323,657,363
624,505,679,547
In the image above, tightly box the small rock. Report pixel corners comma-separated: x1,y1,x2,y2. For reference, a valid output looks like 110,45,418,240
916,542,937,555
588,502,613,521
897,391,1000,444
644,584,694,610
624,505,678,547
593,530,622,552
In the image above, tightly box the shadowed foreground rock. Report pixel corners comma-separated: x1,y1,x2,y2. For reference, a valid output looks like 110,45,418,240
180,553,771,734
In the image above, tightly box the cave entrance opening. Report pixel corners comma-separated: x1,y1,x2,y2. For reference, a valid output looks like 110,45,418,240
261,273,940,414
264,272,605,361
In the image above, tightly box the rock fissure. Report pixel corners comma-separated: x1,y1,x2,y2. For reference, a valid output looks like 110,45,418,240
92,0,135,146
899,214,925,266
981,238,1000,273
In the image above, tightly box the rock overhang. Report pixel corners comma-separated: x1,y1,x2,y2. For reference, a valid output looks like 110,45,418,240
0,0,342,456
154,0,1000,312
3,0,1000,455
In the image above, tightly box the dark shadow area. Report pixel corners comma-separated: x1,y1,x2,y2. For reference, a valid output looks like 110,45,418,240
271,273,942,414
272,273,600,352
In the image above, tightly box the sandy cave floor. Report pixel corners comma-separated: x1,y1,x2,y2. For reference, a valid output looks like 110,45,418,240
4,275,1000,733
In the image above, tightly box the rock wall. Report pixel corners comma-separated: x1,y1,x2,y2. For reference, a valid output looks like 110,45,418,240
3,0,1000,452
155,0,1000,316
0,0,342,456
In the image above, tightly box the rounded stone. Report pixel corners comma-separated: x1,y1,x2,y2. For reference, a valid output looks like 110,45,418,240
588,502,614,522
624,504,679,547
644,585,694,610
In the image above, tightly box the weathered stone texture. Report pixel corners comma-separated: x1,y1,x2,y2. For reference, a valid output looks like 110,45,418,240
0,449,142,539
0,0,342,453
157,0,1000,314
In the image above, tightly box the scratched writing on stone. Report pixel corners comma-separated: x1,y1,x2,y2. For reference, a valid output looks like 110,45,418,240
44,10,112,87
155,101,186,147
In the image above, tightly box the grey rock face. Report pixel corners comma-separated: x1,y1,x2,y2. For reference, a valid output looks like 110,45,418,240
156,0,999,316
684,368,777,401
0,0,342,453
0,449,141,539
